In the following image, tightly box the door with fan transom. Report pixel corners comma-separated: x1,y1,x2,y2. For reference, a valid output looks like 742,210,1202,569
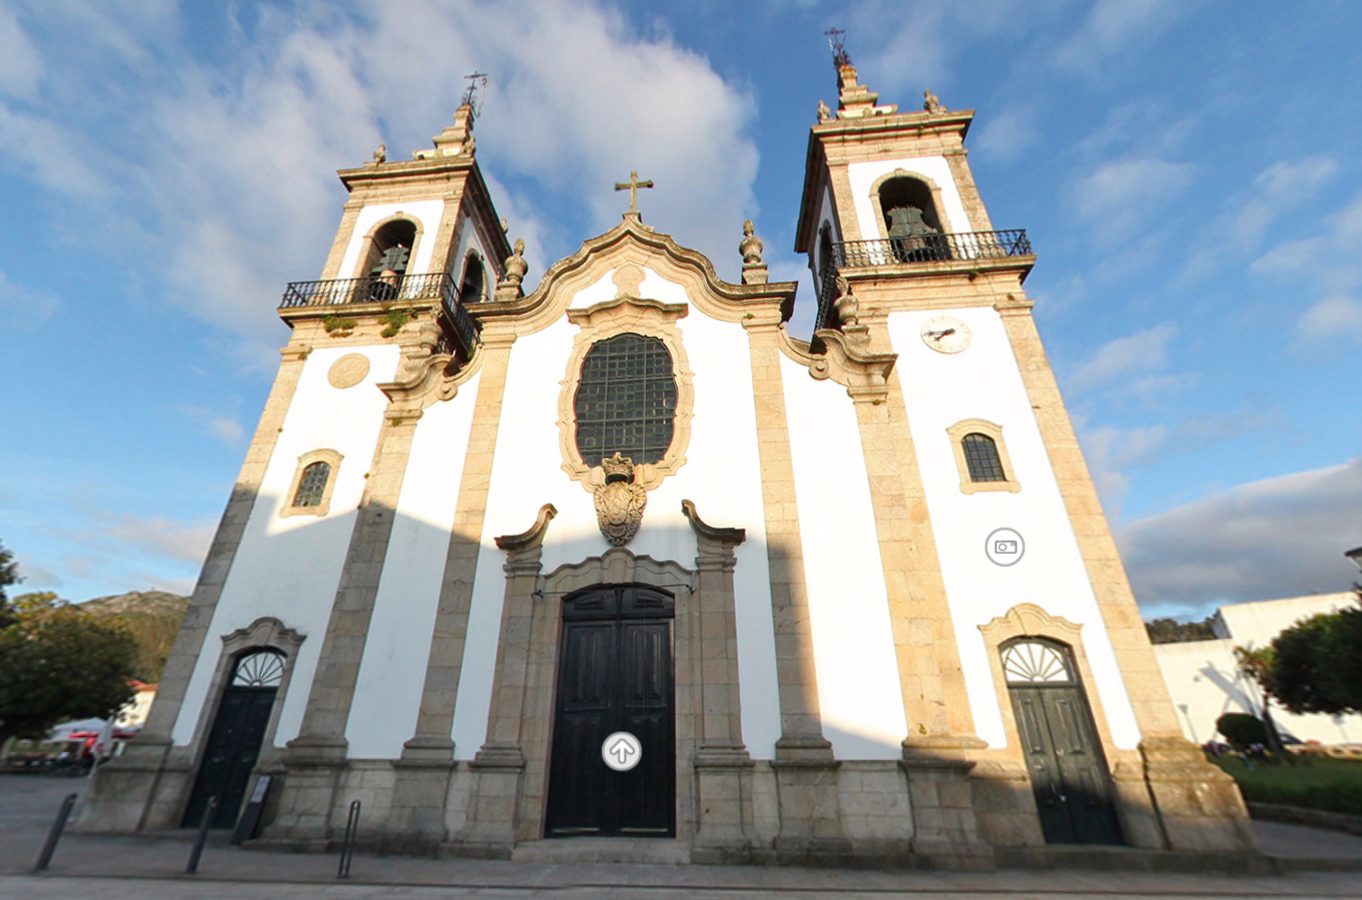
1002,638,1123,845
183,649,285,829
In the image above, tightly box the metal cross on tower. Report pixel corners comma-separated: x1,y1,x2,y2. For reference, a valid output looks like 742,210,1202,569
614,170,654,215
825,28,851,68
462,71,488,118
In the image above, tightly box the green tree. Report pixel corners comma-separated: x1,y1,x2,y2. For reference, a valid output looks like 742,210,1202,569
1233,645,1287,756
1268,602,1362,715
0,592,139,745
1145,615,1217,644
0,539,21,628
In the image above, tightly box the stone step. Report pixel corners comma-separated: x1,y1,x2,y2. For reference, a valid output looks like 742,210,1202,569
510,837,691,865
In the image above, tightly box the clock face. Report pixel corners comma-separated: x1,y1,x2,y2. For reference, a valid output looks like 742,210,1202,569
920,315,971,354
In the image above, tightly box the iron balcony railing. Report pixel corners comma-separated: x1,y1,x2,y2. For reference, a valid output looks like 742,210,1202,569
279,271,480,356
815,229,1032,330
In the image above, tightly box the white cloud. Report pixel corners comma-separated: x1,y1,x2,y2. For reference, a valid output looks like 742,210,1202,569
1179,155,1338,283
7,0,761,356
972,107,1036,162
97,514,215,566
1054,0,1191,74
1119,457,1362,616
1068,156,1193,246
1296,295,1362,343
0,6,41,98
1067,322,1177,394
181,406,246,448
0,267,60,327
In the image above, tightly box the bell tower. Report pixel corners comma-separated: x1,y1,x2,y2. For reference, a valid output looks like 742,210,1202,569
794,55,1024,335
288,101,515,365
791,46,1256,855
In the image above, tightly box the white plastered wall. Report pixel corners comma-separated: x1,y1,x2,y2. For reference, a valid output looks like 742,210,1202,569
449,267,783,760
782,355,909,758
888,309,1141,750
846,157,973,239
345,370,483,759
337,200,447,278
173,344,402,746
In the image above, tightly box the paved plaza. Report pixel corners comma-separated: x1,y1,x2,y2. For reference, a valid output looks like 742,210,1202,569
3,775,1361,899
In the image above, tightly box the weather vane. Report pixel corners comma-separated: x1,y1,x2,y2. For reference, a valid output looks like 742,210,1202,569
825,28,851,69
462,71,489,120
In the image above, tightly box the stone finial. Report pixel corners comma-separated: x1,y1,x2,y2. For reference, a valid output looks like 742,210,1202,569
834,274,859,326
817,99,831,122
835,64,898,119
427,104,476,158
495,238,529,301
740,220,763,264
740,220,768,285
923,89,945,113
372,143,387,164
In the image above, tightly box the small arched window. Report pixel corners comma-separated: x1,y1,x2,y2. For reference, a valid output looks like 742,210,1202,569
458,253,486,305
282,449,343,517
293,461,331,507
962,433,1006,483
946,419,1019,494
573,333,677,466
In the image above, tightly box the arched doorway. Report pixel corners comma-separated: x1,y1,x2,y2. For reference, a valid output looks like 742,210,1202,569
544,585,675,837
182,649,285,829
1002,638,1123,845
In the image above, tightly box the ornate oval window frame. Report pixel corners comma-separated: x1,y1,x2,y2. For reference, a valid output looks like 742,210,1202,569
557,289,694,493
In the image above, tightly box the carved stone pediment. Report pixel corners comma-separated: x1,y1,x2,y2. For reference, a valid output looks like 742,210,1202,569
778,325,897,405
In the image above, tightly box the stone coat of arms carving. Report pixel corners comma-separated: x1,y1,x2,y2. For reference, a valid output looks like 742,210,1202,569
594,453,647,546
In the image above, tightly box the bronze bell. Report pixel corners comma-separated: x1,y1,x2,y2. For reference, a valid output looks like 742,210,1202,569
886,205,936,239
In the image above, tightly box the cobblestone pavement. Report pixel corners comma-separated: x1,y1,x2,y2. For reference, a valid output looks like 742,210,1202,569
4,775,1361,900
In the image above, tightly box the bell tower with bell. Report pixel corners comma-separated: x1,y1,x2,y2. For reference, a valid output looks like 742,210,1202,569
791,36,1257,855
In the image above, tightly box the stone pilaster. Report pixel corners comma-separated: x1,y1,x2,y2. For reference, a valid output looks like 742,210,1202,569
400,332,516,759
453,504,556,856
78,341,311,834
997,295,1257,852
681,500,756,858
273,332,446,840
743,322,846,858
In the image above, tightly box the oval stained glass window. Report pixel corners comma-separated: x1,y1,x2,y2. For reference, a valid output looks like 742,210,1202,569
573,333,677,467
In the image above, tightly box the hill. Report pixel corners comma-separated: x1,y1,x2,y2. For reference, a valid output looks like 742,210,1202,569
80,591,189,684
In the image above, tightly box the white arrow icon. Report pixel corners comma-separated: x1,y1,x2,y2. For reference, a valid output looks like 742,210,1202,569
601,731,642,771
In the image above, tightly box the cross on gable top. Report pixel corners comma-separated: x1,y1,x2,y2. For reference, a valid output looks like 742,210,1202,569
614,170,654,216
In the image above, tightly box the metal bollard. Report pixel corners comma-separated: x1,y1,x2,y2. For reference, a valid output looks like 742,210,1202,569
185,797,218,874
34,793,79,871
337,799,361,879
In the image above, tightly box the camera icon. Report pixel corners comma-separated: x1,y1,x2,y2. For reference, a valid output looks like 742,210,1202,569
985,528,1025,567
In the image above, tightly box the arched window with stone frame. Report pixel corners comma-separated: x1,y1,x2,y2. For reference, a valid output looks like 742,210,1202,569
356,217,421,301
868,171,953,262
946,418,1019,493
281,448,344,517
457,251,487,306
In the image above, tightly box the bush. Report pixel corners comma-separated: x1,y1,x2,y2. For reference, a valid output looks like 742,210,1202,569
1216,712,1269,750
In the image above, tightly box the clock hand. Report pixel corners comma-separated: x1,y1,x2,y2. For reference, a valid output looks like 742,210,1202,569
927,328,956,340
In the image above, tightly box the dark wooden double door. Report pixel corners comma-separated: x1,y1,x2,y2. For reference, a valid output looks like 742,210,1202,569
183,685,276,829
1010,683,1123,845
545,585,675,837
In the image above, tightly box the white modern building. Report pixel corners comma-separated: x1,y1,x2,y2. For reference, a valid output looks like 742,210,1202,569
1154,592,1362,747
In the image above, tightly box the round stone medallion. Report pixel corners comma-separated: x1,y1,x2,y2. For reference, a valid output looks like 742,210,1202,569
328,353,370,389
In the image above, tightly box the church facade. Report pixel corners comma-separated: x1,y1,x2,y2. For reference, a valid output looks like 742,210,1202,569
80,62,1257,867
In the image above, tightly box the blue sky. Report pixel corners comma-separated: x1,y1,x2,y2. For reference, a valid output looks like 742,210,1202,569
0,0,1358,619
